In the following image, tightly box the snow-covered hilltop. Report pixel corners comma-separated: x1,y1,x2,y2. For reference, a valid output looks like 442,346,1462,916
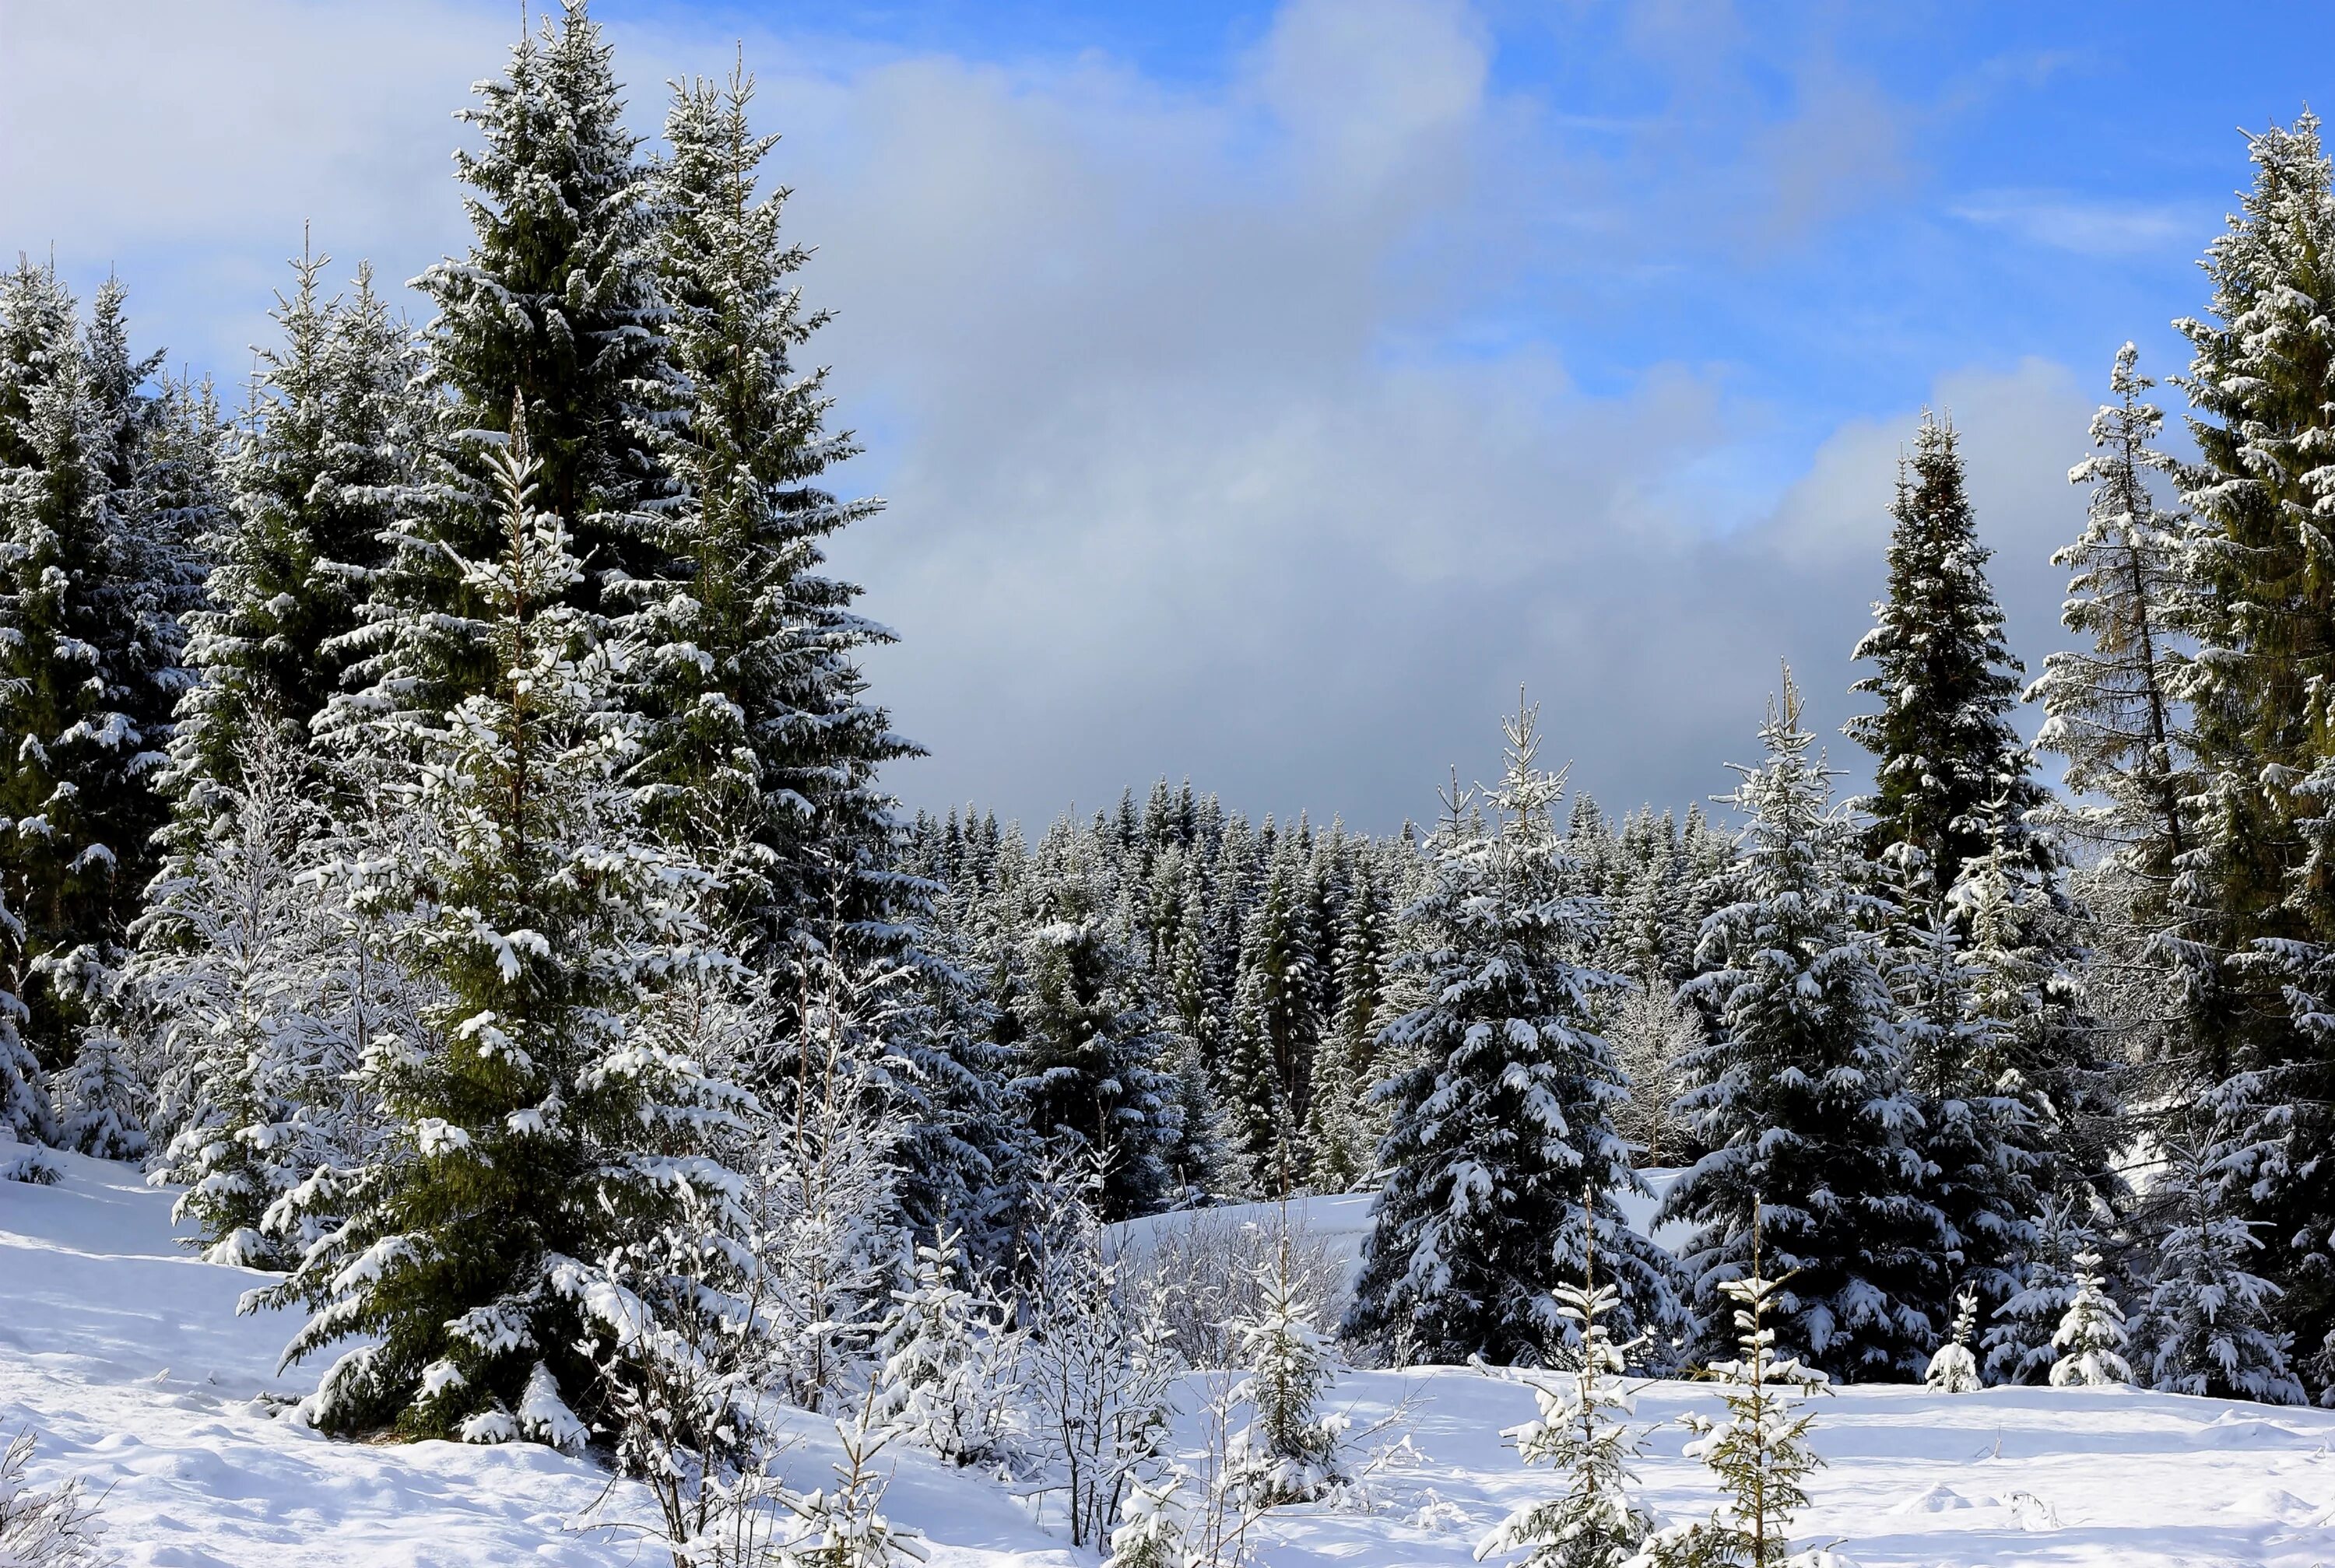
7,1154,2335,1568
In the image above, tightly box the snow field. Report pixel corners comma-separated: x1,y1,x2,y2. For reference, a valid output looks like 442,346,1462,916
6,1150,2333,1567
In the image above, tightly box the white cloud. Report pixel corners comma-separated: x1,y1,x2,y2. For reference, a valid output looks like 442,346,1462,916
0,0,2091,826
1951,191,2199,255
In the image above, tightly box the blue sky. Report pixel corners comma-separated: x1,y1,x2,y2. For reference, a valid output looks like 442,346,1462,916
4,0,2328,830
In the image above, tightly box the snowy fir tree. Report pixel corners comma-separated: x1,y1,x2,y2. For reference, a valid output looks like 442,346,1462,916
1104,1472,1192,1568
2049,1251,2133,1387
1922,1290,1981,1394
2031,342,2195,911
1473,1253,1663,1568
1880,826,2045,1331
1222,852,1320,1196
627,64,920,998
1659,674,1943,1380
1226,1230,1342,1505
1347,700,1677,1366
0,883,57,1151
1656,1253,1828,1568
2132,1138,2302,1403
1982,1193,2102,1386
1007,826,1178,1221
1845,412,2047,898
166,245,417,822
54,1026,146,1160
416,0,673,597
0,262,204,1069
774,1391,929,1568
263,414,752,1443
333,0,676,766
2160,114,2335,1391
873,1227,1021,1468
1305,863,1388,1191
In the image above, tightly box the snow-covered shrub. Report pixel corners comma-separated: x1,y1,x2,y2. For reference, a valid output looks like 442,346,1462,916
1020,1158,1180,1548
1121,1208,1345,1370
1226,1241,1343,1505
1922,1292,1981,1394
2048,1253,2132,1388
873,1226,1022,1467
0,1138,59,1186
773,1394,928,1568
1474,1275,1662,1568
0,1428,107,1566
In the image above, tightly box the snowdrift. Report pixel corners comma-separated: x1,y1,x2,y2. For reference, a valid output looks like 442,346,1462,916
6,1150,2335,1566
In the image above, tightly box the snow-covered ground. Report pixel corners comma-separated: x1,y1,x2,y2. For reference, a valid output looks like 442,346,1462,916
7,1149,2335,1566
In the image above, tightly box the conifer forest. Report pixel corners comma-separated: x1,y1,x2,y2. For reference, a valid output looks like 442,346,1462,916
11,5,2335,1566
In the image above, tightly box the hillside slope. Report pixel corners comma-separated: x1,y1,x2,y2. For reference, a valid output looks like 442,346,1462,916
5,1151,2333,1566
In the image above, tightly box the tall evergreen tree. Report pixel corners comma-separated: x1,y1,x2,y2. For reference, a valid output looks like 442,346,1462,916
1846,413,2045,894
1659,675,1944,1380
1305,861,1388,1191
1347,700,1677,1365
339,0,676,746
1007,824,1178,1220
1223,849,1320,1195
0,266,203,1069
2033,342,2195,902
170,248,417,810
263,416,749,1442
2168,113,2335,1390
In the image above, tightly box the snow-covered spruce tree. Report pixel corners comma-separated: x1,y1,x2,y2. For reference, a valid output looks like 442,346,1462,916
2133,1138,2302,1402
0,265,203,1070
873,1226,1022,1467
2049,1251,2132,1388
0,884,56,1152
139,732,353,1265
1018,1156,1180,1549
1104,1472,1193,1568
337,0,676,759
1473,1250,1663,1568
1655,1260,1828,1568
628,65,922,1004
1658,674,1944,1380
2163,114,2335,1388
1922,1290,1981,1394
1880,833,2042,1335
774,1390,929,1568
1223,852,1321,1196
165,247,417,823
2029,342,2196,952
1845,412,2048,899
263,414,752,1445
1226,1229,1343,1505
588,1142,771,1564
1305,861,1389,1191
1347,699,1677,1366
1982,1193,2102,1386
1009,826,1178,1221
54,1027,146,1161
